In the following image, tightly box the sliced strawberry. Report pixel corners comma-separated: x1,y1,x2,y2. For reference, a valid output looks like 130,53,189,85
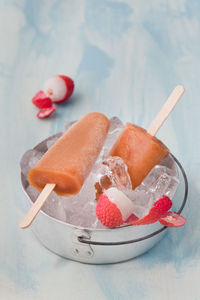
32,90,52,108
129,195,172,225
159,212,186,227
37,106,56,119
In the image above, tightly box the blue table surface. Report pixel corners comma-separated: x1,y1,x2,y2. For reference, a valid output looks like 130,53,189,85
0,1,199,299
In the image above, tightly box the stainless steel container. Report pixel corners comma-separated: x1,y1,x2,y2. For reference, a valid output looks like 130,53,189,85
21,134,188,264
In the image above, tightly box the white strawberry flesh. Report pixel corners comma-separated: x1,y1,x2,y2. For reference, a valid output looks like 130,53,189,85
104,188,135,222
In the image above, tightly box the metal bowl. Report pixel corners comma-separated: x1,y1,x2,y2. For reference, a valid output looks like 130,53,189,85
21,133,188,264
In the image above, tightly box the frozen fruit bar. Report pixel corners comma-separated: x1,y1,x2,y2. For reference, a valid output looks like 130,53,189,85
109,123,169,190
28,112,110,195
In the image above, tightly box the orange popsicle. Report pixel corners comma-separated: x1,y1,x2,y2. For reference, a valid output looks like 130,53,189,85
109,123,169,190
28,112,110,195
109,85,185,190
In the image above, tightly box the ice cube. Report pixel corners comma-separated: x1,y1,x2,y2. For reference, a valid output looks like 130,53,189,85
124,189,152,218
46,135,59,149
160,154,178,176
92,218,107,229
108,117,124,135
95,156,132,200
98,117,124,159
47,170,98,227
20,150,34,177
124,164,180,219
26,185,40,200
142,165,179,200
42,192,67,222
20,150,43,178
28,151,43,169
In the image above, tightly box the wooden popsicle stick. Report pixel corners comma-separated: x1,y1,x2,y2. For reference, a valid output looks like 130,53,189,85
19,183,56,229
147,85,185,136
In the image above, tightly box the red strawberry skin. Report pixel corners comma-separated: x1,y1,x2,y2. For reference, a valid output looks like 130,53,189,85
153,195,172,214
55,75,74,103
96,194,123,228
129,196,172,225
125,213,139,223
32,90,52,108
37,106,56,119
159,212,186,227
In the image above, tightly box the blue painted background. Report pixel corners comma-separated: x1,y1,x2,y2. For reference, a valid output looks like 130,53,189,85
0,0,199,299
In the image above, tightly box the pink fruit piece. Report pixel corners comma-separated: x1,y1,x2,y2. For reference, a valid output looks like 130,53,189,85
37,106,56,119
32,90,52,108
96,188,134,228
44,75,74,104
125,213,139,223
129,195,172,225
159,212,186,227
96,193,123,228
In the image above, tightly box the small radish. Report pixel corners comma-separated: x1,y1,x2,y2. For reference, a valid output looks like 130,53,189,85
44,75,74,103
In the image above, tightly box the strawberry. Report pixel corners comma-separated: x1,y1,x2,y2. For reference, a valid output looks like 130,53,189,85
37,106,56,119
159,212,186,227
96,188,134,228
32,90,52,108
96,193,123,228
129,195,172,225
